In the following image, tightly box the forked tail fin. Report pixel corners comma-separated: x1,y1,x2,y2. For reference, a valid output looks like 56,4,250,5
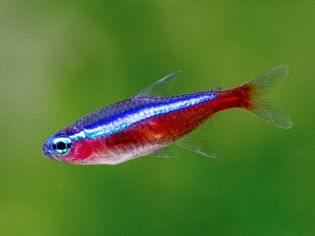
245,65,293,129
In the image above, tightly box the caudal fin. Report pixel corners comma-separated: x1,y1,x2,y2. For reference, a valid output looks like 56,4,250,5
246,65,293,129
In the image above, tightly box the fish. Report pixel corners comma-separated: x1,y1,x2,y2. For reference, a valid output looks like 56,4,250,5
42,65,293,165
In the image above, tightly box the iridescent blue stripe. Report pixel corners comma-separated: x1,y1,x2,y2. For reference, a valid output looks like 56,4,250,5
71,93,216,140
69,131,86,141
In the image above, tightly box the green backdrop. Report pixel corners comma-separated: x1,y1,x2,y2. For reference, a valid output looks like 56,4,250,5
0,1,314,235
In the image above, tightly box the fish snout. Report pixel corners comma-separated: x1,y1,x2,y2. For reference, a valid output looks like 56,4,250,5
42,140,56,160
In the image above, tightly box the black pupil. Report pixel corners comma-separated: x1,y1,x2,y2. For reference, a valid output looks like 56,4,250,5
56,141,67,150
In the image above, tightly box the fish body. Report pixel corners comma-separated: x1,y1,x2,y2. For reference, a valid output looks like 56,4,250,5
43,65,292,165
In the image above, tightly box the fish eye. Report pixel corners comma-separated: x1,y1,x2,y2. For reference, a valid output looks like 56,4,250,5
52,137,72,155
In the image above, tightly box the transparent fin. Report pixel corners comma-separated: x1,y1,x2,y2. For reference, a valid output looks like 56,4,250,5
248,65,289,97
137,71,182,97
176,117,217,159
246,65,293,129
152,146,173,158
250,102,293,129
177,138,217,158
212,87,224,91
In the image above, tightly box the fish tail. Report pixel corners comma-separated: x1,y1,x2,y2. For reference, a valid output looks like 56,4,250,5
243,65,293,129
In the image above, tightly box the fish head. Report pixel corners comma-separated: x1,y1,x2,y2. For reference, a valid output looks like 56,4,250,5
42,124,85,164
42,125,109,164
42,123,136,165
42,135,74,163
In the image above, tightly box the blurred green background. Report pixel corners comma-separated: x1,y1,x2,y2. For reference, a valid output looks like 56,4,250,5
1,0,314,235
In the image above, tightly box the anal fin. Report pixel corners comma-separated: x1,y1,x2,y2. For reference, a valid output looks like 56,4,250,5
152,146,173,158
177,138,216,159
176,115,217,159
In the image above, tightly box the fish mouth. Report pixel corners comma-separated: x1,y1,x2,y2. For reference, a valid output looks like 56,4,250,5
42,141,57,160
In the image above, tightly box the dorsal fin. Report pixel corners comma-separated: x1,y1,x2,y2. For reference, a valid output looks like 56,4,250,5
136,71,182,97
